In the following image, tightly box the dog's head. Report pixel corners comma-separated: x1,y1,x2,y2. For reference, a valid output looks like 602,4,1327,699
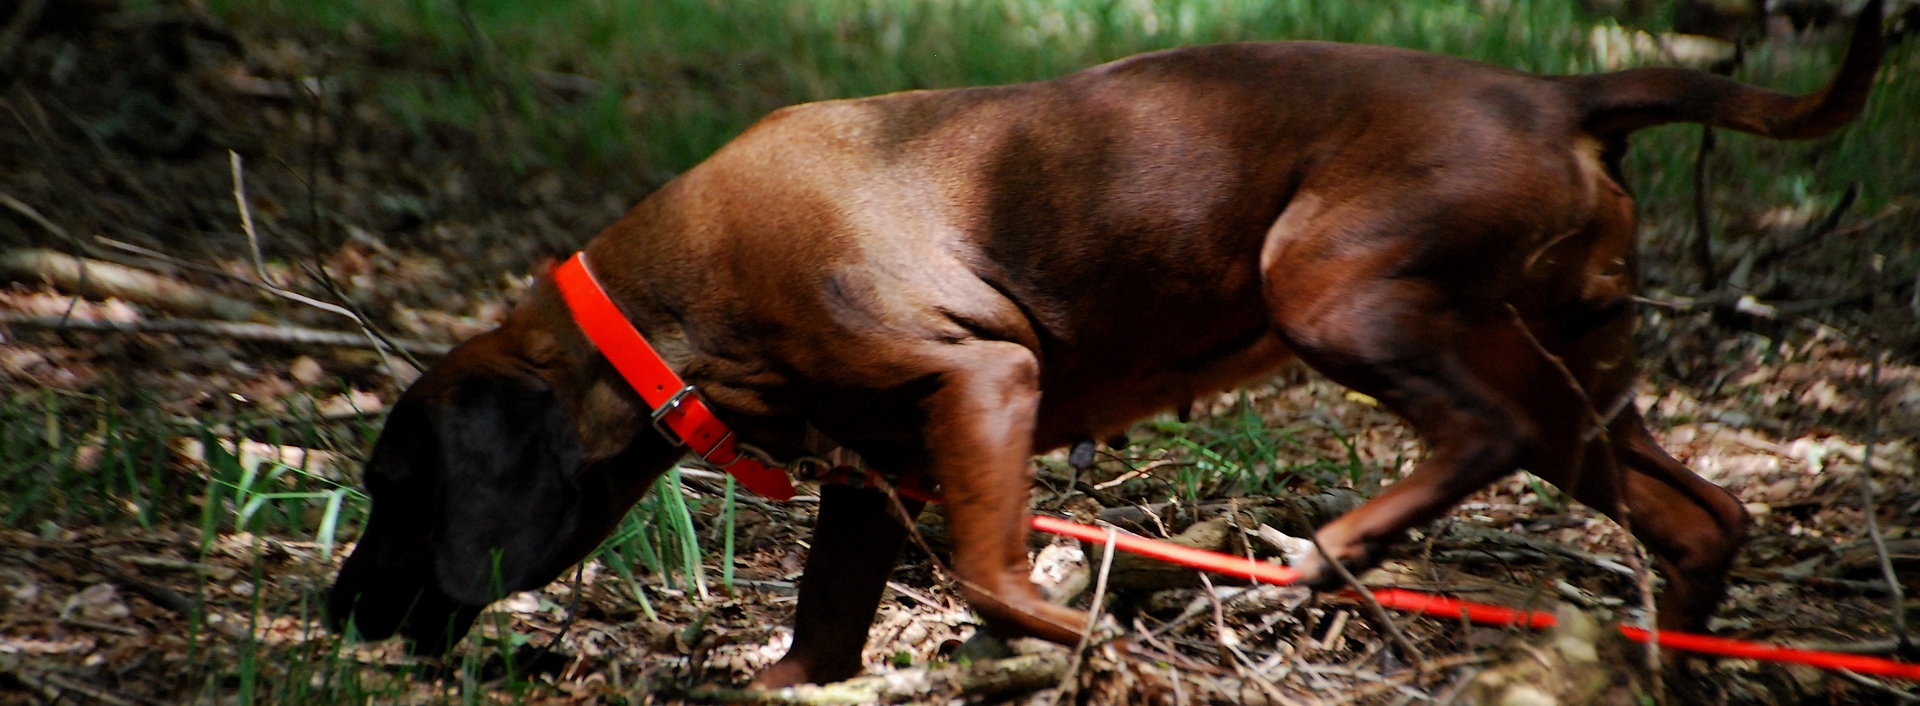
326,305,677,653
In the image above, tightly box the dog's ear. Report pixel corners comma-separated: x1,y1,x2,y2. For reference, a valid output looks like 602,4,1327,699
424,370,591,602
329,366,649,652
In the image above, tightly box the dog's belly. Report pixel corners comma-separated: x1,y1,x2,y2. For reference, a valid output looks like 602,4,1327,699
1032,326,1295,451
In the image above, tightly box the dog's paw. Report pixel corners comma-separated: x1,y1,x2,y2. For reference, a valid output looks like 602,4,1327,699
1284,536,1385,591
748,661,807,689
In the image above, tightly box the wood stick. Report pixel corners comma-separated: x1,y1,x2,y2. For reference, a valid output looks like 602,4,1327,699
0,312,451,355
1858,349,1912,656
229,151,426,376
680,652,1069,704
1053,524,1119,700
1,248,259,321
1691,126,1719,290
1309,535,1428,671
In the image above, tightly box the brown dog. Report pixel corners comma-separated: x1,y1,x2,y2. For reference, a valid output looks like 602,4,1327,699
329,4,1884,687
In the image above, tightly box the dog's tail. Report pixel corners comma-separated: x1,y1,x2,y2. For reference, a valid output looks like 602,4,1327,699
1567,0,1883,141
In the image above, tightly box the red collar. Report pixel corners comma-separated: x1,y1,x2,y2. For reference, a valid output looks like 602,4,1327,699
551,252,796,500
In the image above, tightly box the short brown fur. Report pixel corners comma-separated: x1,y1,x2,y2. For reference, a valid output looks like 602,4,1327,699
329,3,1885,687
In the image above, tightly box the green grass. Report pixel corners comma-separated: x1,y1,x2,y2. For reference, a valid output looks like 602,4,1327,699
190,0,1917,284
1119,393,1377,500
10,0,1917,700
0,385,735,703
208,0,1608,175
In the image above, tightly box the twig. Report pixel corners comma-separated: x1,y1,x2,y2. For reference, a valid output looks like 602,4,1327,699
1130,619,1225,676
1120,583,1269,649
1692,125,1719,291
1052,525,1119,700
94,235,260,287
1308,535,1428,671
1787,636,1912,655
2,653,160,706
70,552,195,616
884,581,945,611
1316,652,1495,706
303,261,429,372
1504,303,1663,701
1858,349,1911,656
1198,573,1299,706
1837,668,1920,702
1431,666,1482,706
679,652,1068,704
1168,663,1187,706
1438,523,1636,578
229,152,420,376
1751,183,1861,270
516,563,584,681
1633,282,1888,318
59,617,143,636
0,312,450,355
1503,305,1620,444
873,478,1060,647
0,192,71,243
0,191,93,329
0,0,47,71
1620,514,1664,703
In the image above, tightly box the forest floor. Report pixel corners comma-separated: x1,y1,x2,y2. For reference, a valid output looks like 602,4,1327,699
1,1,1918,704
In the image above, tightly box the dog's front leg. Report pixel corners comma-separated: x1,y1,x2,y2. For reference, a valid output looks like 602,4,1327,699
753,484,922,687
920,341,1085,645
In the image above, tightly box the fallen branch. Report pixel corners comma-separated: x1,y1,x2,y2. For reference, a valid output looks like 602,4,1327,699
1,248,258,321
0,312,450,355
1788,637,1915,655
90,562,194,617
1091,516,1241,591
0,663,142,706
679,651,1069,704
1437,523,1636,578
1835,669,1920,703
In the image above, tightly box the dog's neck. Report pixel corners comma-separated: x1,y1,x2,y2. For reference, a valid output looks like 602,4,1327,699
507,277,666,462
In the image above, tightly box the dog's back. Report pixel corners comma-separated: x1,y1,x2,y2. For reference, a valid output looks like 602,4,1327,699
592,22,1884,448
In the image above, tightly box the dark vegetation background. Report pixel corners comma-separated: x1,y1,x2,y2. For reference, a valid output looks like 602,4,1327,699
0,0,1916,703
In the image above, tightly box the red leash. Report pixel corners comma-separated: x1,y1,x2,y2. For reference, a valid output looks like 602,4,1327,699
1031,515,1920,680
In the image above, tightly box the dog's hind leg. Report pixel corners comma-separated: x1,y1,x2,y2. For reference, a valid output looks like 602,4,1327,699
1462,304,1745,631
1498,300,1749,631
1565,407,1749,631
754,485,923,687
1269,282,1548,584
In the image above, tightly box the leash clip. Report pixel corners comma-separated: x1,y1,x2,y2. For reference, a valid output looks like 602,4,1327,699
649,384,698,446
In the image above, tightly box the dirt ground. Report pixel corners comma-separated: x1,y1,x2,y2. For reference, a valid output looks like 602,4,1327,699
2,3,1918,704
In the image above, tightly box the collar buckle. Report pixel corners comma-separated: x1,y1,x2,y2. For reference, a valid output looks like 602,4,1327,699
648,384,698,446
